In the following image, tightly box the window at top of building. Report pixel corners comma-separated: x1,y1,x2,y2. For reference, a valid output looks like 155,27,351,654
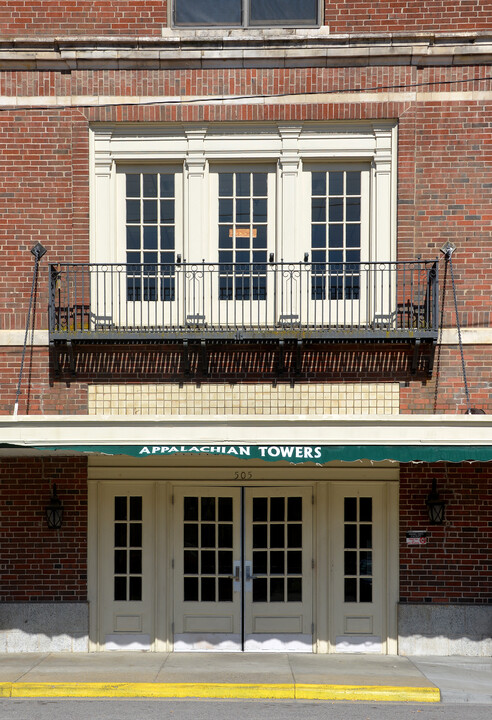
174,0,319,27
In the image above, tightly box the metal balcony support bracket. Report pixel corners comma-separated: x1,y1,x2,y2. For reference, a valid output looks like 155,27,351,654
182,340,190,375
426,339,437,377
199,340,208,376
295,340,303,375
277,340,286,375
411,338,421,374
50,342,60,376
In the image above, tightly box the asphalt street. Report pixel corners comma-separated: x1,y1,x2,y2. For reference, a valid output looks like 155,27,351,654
0,700,490,720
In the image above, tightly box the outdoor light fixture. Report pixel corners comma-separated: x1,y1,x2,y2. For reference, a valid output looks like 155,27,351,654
426,479,446,525
45,484,64,529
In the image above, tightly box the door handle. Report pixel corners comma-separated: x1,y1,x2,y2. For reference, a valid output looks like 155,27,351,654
234,564,240,582
245,564,257,582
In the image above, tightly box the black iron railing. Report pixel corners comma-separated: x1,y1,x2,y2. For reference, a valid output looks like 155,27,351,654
49,260,439,342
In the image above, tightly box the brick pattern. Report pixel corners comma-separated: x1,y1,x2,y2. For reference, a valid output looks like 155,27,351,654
0,1,490,35
87,382,399,415
0,457,88,602
400,463,492,603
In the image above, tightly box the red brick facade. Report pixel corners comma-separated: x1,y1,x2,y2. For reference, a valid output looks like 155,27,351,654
0,457,88,602
0,1,490,35
400,463,492,603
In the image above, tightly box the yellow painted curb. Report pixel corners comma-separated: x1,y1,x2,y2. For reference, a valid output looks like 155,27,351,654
5,681,440,702
10,682,295,699
295,684,441,702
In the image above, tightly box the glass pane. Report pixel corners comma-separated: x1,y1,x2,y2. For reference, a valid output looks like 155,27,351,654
201,550,216,575
346,197,360,222
359,497,372,522
218,550,233,575
346,224,360,248
114,524,127,547
114,497,127,521
127,200,140,223
346,171,361,195
129,496,142,521
329,197,343,222
359,525,372,549
129,576,142,601
253,498,268,521
312,224,326,248
114,576,126,601
236,198,250,223
253,577,267,603
344,524,357,548
344,578,357,603
287,550,302,574
270,577,284,602
253,198,267,223
126,226,140,250
143,174,158,197
287,577,302,602
175,0,241,26
344,550,357,576
270,524,285,548
329,224,343,248
360,578,373,603
329,172,344,195
270,497,284,522
184,523,198,548
270,551,284,575
184,577,198,601
201,577,216,602
218,524,233,548
114,549,126,574
219,198,233,223
344,497,357,522
236,173,250,196
253,173,267,196
312,197,326,222
219,173,233,196
184,549,199,574
160,174,174,198
360,551,372,576
129,524,142,547
201,497,216,522
129,549,142,574
312,172,325,195
184,497,198,521
143,200,157,223
287,497,302,521
287,524,302,548
218,577,233,602
160,199,175,224
250,0,318,25
253,524,267,548
126,174,140,197
201,524,216,548
218,497,233,522
253,551,267,575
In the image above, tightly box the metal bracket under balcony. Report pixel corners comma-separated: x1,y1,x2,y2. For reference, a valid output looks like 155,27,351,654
49,260,439,345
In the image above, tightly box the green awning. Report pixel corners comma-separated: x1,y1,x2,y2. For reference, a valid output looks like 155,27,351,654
14,443,492,463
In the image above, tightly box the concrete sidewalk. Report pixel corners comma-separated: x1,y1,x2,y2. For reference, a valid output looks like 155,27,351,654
0,652,490,702
0,652,436,701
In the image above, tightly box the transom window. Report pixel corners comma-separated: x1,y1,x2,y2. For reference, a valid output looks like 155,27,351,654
174,0,319,27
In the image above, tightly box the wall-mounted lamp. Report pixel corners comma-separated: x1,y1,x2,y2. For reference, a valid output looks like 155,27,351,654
426,479,446,525
45,484,64,529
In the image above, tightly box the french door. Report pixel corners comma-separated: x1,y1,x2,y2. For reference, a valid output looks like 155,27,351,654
173,487,313,652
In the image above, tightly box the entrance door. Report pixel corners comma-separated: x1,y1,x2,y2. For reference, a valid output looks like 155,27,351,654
173,487,313,652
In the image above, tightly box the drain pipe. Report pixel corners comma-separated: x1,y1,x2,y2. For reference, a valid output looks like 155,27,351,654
13,243,47,416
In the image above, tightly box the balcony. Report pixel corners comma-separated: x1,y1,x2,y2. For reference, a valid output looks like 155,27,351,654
49,260,439,345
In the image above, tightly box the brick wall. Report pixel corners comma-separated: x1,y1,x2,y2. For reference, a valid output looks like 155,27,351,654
399,463,492,603
0,1,490,35
0,457,88,602
0,65,490,414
